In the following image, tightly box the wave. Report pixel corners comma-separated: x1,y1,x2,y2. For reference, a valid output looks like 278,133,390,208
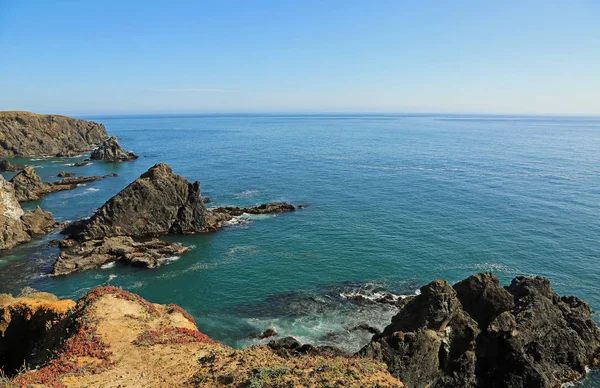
101,262,115,269
235,190,259,197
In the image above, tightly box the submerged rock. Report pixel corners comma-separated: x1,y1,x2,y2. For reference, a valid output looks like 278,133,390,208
359,273,600,388
51,236,188,276
72,161,89,167
0,175,58,250
90,136,138,162
0,111,107,157
0,160,25,172
57,171,75,178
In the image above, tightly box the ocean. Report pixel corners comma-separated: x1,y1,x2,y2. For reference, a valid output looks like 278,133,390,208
1,114,599,385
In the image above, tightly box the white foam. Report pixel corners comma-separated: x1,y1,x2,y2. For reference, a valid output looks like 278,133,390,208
162,256,181,262
107,274,117,282
101,262,115,269
235,189,259,197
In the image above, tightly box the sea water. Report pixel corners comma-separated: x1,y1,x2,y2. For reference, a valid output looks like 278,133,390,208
1,114,599,385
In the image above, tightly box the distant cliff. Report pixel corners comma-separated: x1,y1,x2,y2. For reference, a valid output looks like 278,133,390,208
0,111,107,157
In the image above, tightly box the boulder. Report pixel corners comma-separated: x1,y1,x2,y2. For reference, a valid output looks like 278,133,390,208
359,273,600,388
90,136,138,162
51,236,188,276
57,171,75,178
0,111,107,157
0,160,25,172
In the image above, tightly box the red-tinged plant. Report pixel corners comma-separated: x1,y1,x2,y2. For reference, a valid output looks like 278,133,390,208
167,303,197,325
133,327,217,347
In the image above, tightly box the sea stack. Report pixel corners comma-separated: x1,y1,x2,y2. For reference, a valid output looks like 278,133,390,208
0,111,107,157
90,136,138,162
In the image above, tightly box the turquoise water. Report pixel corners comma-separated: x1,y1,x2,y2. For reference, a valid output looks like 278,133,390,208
1,114,599,384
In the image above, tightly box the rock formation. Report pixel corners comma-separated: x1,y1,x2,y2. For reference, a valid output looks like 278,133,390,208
0,175,58,250
90,136,138,162
9,166,116,202
52,236,188,276
5,287,401,387
0,111,107,157
0,160,25,172
57,171,75,177
56,163,296,274
359,273,600,388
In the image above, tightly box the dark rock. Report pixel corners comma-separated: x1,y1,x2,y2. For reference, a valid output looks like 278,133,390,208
57,171,75,178
206,203,296,230
51,236,188,276
350,324,382,336
68,163,212,241
0,111,108,157
202,197,211,204
90,136,138,162
268,336,301,352
20,206,59,236
359,273,600,388
72,161,89,167
54,173,117,186
0,160,25,172
259,328,278,339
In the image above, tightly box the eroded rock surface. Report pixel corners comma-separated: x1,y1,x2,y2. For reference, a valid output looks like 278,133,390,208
359,273,600,388
0,111,107,157
52,236,188,276
90,136,138,162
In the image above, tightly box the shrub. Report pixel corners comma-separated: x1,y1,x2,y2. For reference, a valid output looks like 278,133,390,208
133,327,216,347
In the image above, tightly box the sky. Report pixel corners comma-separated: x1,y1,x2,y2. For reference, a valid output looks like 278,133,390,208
0,0,599,115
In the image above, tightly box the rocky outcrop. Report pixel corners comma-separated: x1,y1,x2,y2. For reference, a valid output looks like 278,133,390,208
52,236,188,276
0,175,58,250
0,111,107,157
6,287,401,387
67,163,211,240
0,160,25,172
205,203,296,230
359,273,600,388
57,171,75,178
90,136,138,162
9,166,116,202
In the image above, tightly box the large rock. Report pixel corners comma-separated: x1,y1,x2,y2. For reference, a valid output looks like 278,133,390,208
0,111,107,157
90,136,138,162
0,175,58,250
68,163,212,240
359,273,600,388
51,236,188,276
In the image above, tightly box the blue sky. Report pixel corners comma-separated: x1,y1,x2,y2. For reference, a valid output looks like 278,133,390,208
0,0,599,115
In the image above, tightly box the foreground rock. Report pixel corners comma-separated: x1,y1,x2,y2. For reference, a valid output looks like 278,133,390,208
359,273,600,388
52,236,189,276
90,136,138,162
0,175,58,250
6,287,401,387
0,111,107,157
0,160,25,172
9,166,115,202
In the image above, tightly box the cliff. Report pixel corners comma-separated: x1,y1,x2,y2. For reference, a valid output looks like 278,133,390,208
4,287,401,387
0,175,57,250
0,111,107,157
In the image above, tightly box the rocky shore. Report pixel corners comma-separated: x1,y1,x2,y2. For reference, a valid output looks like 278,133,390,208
0,111,107,157
89,136,138,161
1,273,598,387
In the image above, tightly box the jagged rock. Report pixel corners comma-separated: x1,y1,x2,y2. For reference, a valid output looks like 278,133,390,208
0,111,107,157
0,160,25,172
350,324,382,336
10,166,76,202
67,163,212,240
72,161,89,167
258,328,278,339
51,236,188,276
57,171,75,177
0,176,58,250
359,273,600,388
90,136,138,162
211,203,295,217
9,166,115,202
